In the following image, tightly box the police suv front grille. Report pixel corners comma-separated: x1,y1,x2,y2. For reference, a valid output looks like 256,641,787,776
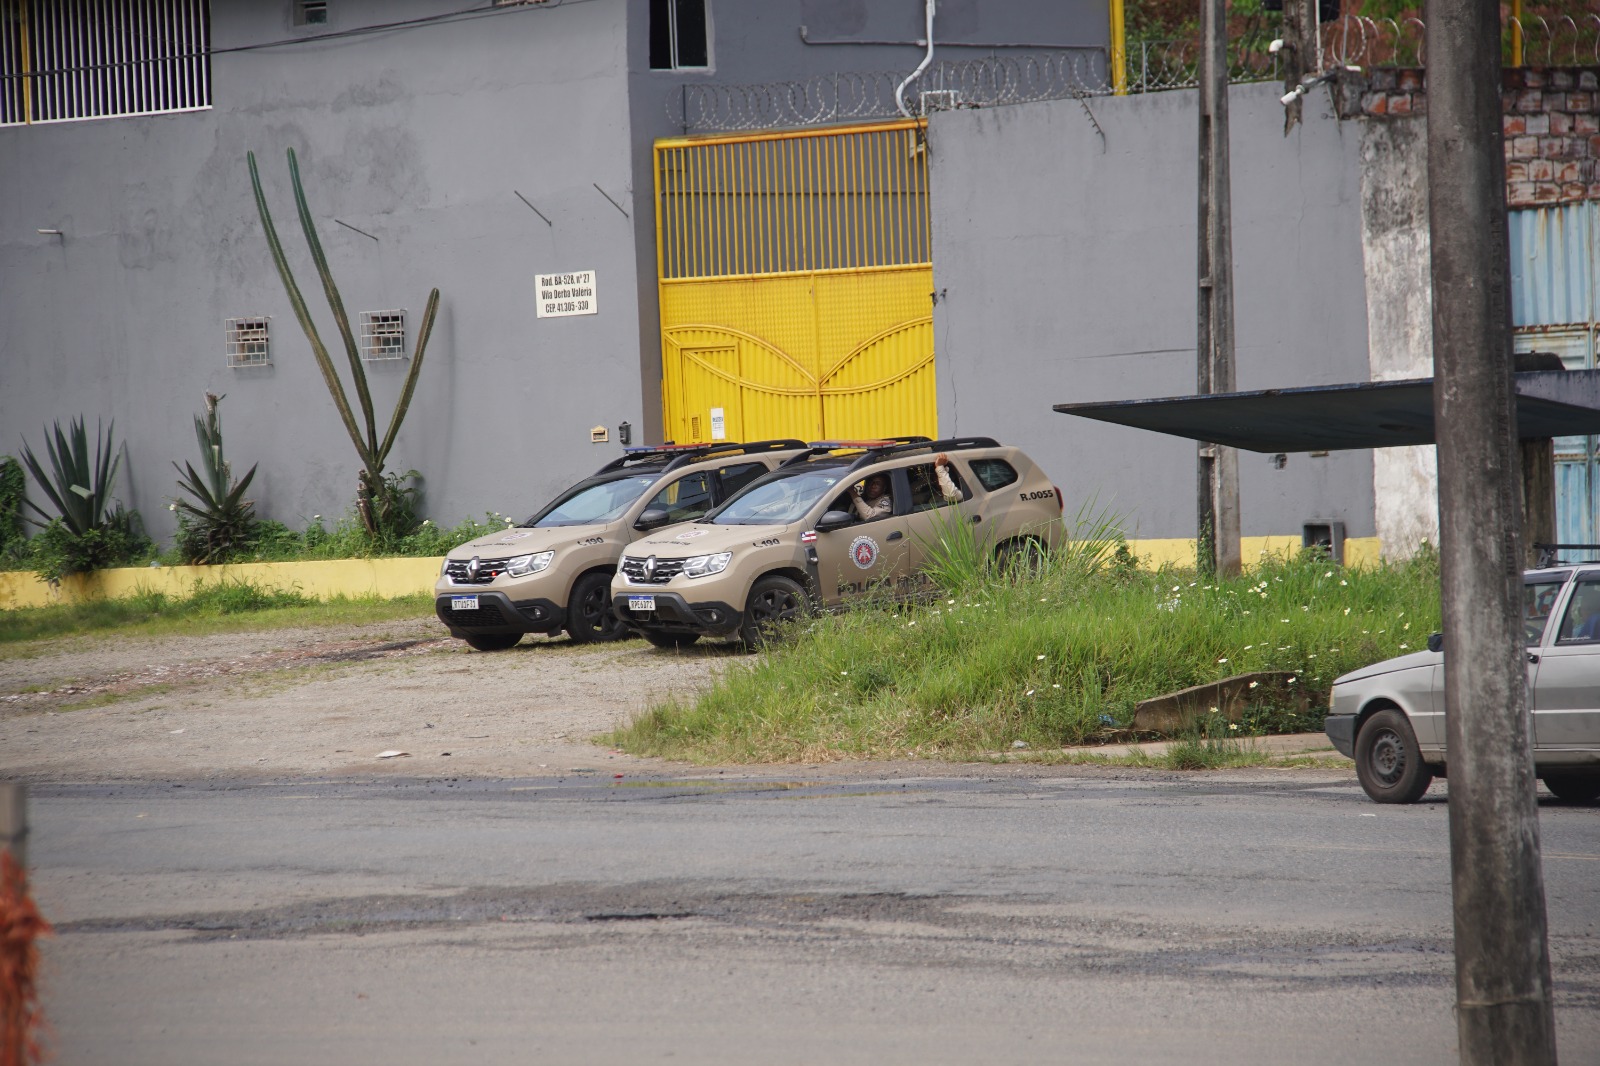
446,557,510,585
620,555,688,585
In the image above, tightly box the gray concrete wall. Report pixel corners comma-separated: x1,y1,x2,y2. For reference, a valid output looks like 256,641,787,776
1360,116,1439,558
2,0,642,543
3,0,1114,547
927,81,1378,543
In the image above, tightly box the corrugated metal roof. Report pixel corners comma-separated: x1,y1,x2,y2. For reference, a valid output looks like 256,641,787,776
1052,369,1600,454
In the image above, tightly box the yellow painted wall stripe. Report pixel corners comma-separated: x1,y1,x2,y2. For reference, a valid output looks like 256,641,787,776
0,558,442,610
0,537,1389,611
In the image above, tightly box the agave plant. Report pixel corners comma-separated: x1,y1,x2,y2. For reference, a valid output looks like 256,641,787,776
172,393,259,564
19,417,122,535
19,417,150,581
247,147,440,540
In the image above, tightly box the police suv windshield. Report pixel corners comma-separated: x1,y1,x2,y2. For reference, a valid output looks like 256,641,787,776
524,472,660,527
707,466,847,526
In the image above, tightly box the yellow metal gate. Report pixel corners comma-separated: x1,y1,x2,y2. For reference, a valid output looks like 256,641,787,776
654,120,935,444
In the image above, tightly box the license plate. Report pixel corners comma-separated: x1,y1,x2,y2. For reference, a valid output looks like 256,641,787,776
450,595,479,611
628,595,656,612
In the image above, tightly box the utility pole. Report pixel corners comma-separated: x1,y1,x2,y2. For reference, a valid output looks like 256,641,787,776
1426,1,1558,1061
1197,0,1241,578
1279,0,1319,134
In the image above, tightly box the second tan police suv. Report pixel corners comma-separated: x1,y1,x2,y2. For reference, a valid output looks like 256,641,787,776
609,437,1065,647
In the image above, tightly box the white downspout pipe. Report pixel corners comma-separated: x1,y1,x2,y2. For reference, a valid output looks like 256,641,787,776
895,0,937,118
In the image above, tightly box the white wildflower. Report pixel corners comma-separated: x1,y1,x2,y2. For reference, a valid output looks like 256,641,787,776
1217,657,1229,664
1248,681,1259,689
1036,654,1046,661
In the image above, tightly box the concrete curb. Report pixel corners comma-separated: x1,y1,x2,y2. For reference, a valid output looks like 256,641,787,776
1023,732,1345,760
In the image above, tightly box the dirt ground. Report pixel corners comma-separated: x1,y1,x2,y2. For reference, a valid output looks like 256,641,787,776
0,611,1347,784
0,614,739,781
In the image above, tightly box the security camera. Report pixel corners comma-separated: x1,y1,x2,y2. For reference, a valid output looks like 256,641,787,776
1268,38,1285,54
1280,86,1305,105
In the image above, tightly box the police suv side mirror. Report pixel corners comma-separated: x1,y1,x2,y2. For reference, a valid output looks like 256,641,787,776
1427,632,1443,653
815,510,855,533
635,508,671,531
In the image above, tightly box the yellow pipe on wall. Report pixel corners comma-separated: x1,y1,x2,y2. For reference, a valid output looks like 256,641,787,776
1109,0,1128,96
19,0,32,123
1511,0,1523,69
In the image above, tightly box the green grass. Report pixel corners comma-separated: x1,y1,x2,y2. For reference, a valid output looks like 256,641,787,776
610,547,1441,764
0,580,434,646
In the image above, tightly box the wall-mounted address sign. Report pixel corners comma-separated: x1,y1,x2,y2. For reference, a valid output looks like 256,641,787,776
537,270,597,318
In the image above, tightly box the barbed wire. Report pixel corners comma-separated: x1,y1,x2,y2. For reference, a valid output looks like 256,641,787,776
666,49,1110,132
670,16,1600,133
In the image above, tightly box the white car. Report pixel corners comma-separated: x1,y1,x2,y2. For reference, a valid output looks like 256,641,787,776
1324,564,1600,804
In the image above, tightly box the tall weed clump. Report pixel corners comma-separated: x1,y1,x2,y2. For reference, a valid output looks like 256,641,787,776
614,545,1442,763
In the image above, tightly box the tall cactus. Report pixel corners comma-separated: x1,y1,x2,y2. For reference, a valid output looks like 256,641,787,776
247,148,441,538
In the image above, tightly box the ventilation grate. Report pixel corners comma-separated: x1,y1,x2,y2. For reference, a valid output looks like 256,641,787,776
360,310,407,361
225,317,271,368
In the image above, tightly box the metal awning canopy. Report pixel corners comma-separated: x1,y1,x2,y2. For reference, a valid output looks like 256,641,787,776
1052,369,1600,453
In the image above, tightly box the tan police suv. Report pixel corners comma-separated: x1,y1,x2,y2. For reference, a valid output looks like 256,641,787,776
434,440,805,650
609,437,1065,647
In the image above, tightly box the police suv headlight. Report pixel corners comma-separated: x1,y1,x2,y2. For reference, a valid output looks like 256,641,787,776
506,551,554,577
683,552,732,578
440,557,450,577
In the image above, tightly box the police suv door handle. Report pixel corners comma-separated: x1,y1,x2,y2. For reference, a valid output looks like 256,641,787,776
1528,652,1540,664
887,531,903,541
970,514,982,524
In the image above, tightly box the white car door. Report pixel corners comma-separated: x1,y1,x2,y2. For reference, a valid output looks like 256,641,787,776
1533,570,1600,750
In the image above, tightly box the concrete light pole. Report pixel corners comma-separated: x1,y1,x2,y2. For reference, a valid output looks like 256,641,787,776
1197,0,1241,578
1425,1,1558,1061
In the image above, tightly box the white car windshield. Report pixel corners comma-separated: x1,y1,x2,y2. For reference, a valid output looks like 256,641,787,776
709,469,845,525
525,474,658,527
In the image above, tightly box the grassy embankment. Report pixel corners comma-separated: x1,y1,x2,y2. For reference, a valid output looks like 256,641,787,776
0,581,432,646
612,531,1440,765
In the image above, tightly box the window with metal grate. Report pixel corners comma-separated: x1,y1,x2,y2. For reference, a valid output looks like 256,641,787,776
293,1,328,27
1,0,212,126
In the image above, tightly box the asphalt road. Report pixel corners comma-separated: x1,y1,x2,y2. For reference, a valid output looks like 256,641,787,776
27,768,1600,1065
